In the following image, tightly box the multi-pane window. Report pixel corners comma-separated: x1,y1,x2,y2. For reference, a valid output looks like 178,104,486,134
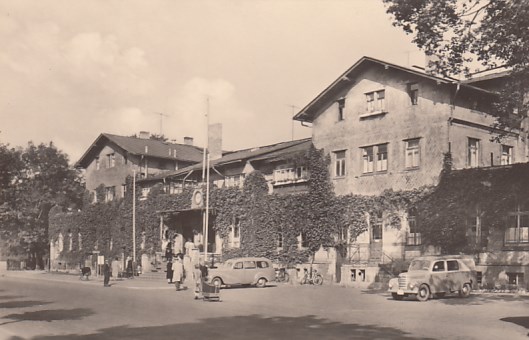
105,186,115,202
231,217,241,248
362,146,374,173
468,138,480,167
372,215,383,241
365,90,385,113
362,144,388,174
407,209,421,245
467,214,482,244
225,174,244,188
505,205,529,244
334,150,346,177
501,145,513,165
405,138,421,169
273,166,308,183
107,153,115,168
376,144,388,172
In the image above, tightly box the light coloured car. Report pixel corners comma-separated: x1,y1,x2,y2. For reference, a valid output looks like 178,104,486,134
208,257,275,288
388,255,475,302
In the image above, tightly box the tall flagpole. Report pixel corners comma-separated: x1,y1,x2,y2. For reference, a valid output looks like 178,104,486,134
203,98,210,261
132,169,136,274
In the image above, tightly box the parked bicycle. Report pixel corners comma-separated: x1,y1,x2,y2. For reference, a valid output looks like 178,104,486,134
301,268,323,285
275,267,290,283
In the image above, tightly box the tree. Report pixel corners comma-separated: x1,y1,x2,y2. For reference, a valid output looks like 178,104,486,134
0,142,84,268
384,0,529,131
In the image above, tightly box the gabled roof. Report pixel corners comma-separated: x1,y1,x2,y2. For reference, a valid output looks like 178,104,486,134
75,133,204,168
139,138,312,182
293,56,497,123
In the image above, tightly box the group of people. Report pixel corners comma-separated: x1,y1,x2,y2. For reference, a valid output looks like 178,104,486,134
166,254,208,299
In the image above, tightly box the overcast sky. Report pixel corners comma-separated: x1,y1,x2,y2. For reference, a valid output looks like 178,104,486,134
0,0,424,164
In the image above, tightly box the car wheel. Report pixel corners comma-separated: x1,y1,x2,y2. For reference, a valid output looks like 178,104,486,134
256,277,267,288
459,283,471,298
417,284,430,302
211,277,223,288
391,293,404,301
314,274,323,285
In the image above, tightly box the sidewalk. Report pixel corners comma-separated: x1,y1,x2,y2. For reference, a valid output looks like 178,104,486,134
0,270,175,290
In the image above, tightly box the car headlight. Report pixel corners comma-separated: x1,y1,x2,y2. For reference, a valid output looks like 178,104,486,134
409,282,417,289
388,282,393,289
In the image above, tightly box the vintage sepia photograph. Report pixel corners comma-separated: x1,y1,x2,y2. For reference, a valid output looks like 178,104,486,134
0,0,528,339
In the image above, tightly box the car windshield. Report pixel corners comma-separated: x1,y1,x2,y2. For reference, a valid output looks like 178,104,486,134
409,260,431,271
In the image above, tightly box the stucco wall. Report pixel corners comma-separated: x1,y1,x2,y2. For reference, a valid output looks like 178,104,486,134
312,66,450,195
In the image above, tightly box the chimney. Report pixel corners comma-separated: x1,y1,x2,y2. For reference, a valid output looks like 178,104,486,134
139,131,150,139
208,123,223,160
184,137,194,146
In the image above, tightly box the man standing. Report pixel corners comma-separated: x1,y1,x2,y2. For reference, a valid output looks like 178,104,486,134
103,260,111,287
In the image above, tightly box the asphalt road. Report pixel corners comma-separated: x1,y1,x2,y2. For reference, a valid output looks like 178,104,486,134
0,274,528,340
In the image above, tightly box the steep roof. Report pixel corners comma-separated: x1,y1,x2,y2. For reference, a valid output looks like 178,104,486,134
293,56,496,123
139,138,312,182
75,133,204,168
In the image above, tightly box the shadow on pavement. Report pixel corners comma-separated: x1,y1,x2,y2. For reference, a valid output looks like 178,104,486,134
436,294,529,306
30,314,436,340
0,308,94,326
0,300,52,309
0,295,25,300
500,316,529,336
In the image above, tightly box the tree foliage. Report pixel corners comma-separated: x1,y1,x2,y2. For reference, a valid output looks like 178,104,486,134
0,142,84,266
384,0,529,129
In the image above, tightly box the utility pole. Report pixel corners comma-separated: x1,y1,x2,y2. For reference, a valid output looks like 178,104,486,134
154,112,170,136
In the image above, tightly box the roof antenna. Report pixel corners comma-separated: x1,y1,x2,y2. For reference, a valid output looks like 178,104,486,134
154,112,170,136
287,104,299,141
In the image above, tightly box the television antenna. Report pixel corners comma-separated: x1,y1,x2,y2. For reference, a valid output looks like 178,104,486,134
154,112,170,136
287,105,299,141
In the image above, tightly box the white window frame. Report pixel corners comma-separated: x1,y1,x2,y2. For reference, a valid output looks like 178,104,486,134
362,144,388,174
333,150,346,178
107,153,115,168
105,186,115,202
365,90,386,113
501,145,513,165
468,138,480,168
505,205,529,244
230,217,241,248
405,138,421,169
407,210,421,246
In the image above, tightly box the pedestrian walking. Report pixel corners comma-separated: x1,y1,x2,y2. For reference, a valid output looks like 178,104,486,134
192,263,202,299
166,260,173,284
172,257,184,291
103,260,111,287
111,257,121,280
126,257,133,278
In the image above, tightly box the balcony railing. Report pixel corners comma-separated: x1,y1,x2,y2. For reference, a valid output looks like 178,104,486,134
272,167,308,185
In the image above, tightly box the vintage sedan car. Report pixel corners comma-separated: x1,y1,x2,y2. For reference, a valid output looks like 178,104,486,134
388,255,475,302
208,257,275,288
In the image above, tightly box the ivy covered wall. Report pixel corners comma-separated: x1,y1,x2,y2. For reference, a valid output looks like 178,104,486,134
49,145,433,268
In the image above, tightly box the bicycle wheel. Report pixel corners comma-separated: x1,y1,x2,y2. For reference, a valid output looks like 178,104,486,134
314,274,323,285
